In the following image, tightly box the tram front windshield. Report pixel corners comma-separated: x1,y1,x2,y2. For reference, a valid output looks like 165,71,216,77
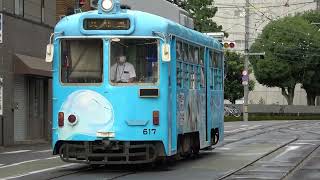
110,38,159,85
60,39,103,84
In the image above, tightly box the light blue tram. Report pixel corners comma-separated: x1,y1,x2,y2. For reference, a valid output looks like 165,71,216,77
47,0,224,164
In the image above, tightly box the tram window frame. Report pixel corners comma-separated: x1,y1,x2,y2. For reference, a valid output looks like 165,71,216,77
59,38,104,85
109,38,160,86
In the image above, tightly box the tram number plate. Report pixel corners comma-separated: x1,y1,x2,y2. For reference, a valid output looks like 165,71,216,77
143,129,156,135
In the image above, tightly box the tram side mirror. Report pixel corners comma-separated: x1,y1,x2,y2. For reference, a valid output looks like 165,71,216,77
45,44,54,63
162,43,171,62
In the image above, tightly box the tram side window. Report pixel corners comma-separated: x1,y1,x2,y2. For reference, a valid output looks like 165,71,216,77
214,52,220,68
188,45,194,63
209,50,214,90
110,38,159,84
200,47,205,88
194,47,199,64
183,42,189,61
214,52,223,90
176,41,182,60
216,53,223,69
60,39,103,84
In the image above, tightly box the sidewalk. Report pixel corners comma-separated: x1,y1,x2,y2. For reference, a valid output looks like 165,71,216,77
0,142,51,153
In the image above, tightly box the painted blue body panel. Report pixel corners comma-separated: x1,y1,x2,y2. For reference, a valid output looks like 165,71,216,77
52,8,224,157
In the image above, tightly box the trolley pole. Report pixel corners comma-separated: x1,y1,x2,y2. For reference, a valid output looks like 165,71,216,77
243,0,250,121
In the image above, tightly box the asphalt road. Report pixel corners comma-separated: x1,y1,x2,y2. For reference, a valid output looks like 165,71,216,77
1,120,320,180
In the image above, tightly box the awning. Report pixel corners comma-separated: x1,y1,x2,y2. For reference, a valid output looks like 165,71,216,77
14,53,52,77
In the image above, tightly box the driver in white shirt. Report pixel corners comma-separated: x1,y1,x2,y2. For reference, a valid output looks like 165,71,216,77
110,55,136,83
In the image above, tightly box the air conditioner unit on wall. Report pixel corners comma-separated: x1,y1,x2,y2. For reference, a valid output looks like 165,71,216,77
90,0,98,9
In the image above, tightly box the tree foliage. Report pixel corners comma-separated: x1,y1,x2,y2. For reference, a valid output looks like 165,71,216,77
224,51,254,104
176,0,223,33
250,13,320,105
299,11,320,105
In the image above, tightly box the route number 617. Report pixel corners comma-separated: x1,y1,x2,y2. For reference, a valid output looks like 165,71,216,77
143,129,156,135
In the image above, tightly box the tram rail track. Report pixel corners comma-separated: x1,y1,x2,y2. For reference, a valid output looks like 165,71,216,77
218,122,320,180
220,121,312,147
45,121,319,180
217,137,299,180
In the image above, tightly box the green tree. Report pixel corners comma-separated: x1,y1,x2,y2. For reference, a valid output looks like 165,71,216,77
177,0,223,33
224,51,254,104
299,11,320,105
250,16,320,105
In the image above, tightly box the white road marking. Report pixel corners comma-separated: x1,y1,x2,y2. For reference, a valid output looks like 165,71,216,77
224,138,239,141
287,146,300,151
0,150,31,155
2,163,77,180
0,164,4,167
274,145,300,159
240,125,249,127
216,147,231,150
292,142,316,145
300,140,320,142
32,149,52,153
225,125,262,133
0,157,59,169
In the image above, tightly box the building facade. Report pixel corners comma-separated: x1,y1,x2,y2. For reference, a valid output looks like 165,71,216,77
212,0,318,105
0,0,55,146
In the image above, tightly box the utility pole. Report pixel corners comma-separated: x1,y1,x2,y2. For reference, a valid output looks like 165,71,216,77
243,0,250,121
75,0,80,10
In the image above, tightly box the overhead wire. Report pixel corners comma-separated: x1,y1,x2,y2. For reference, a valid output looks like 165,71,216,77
215,1,316,9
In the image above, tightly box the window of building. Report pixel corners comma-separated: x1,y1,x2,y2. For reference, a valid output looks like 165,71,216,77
15,0,24,16
60,39,103,84
110,38,159,84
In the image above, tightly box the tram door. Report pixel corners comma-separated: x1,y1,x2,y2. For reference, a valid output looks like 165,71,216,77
27,78,48,140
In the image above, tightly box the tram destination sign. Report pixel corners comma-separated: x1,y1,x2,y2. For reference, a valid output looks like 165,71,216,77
83,18,130,30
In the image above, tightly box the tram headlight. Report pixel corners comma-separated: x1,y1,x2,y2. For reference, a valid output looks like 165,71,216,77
101,0,114,12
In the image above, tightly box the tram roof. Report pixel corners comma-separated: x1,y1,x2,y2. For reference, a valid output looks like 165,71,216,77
55,10,222,50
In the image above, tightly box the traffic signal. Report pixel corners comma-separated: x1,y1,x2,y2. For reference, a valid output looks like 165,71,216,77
222,42,236,49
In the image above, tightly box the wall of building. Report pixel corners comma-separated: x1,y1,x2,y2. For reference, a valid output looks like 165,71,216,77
1,0,56,27
121,0,188,24
0,0,54,145
55,0,188,25
56,0,91,21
